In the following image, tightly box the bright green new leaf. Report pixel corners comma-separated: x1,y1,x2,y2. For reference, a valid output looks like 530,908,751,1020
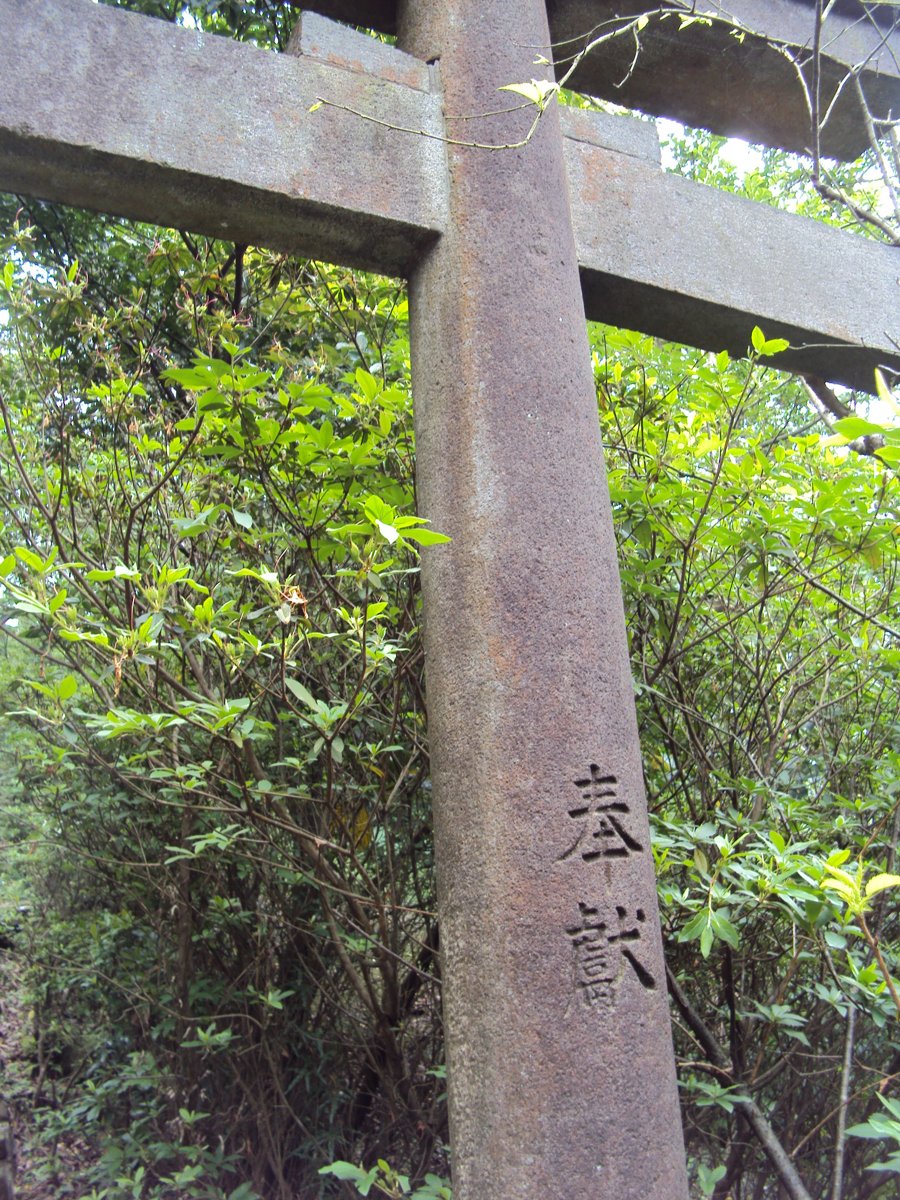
750,326,790,357
498,78,558,109
865,873,900,899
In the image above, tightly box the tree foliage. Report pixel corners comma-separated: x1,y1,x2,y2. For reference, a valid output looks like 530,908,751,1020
0,206,446,1197
594,325,900,1198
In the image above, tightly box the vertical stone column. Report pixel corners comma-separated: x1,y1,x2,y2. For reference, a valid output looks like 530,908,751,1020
397,4,689,1198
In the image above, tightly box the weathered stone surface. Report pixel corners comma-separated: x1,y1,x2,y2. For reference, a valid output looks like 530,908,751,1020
559,105,661,164
306,0,900,158
398,2,689,1196
288,9,429,92
566,115,900,391
0,0,445,275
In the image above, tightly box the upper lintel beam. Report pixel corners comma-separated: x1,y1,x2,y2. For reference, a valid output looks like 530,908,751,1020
304,0,900,159
550,1,900,160
0,0,446,277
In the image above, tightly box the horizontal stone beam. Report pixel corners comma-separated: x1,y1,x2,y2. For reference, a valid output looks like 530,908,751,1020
0,0,446,277
304,0,900,158
551,1,900,160
562,108,900,392
1,2,895,392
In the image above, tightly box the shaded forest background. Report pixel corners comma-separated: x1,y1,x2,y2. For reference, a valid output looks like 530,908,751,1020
0,3,899,1199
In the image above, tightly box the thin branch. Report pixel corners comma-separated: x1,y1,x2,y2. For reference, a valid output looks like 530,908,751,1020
310,95,544,152
781,555,899,639
803,374,853,421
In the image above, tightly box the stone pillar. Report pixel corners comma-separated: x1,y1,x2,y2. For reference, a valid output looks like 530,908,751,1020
397,3,689,1197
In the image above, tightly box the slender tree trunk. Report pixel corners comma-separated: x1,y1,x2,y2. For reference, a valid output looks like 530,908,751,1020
830,1003,857,1200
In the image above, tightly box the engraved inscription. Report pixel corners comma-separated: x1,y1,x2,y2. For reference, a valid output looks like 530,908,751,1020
558,765,643,862
566,902,657,1010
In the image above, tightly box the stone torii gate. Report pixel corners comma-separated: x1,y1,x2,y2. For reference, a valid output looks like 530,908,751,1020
2,1,900,1196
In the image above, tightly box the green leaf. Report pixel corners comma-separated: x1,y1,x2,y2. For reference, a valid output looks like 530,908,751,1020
498,78,558,109
232,508,253,529
285,678,316,709
865,873,900,899
399,527,452,546
822,862,856,889
822,877,856,904
680,911,707,941
318,1162,376,1192
750,326,789,356
700,923,714,958
833,416,885,440
697,1163,727,1197
14,546,46,573
709,910,740,949
375,518,400,545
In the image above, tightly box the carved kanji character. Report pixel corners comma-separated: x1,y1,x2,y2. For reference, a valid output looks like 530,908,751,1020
558,765,643,862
